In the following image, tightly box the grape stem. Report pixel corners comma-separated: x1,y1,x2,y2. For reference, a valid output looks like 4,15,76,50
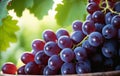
72,35,88,49
101,0,120,15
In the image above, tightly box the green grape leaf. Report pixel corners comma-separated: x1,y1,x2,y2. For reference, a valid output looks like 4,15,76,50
0,0,11,26
0,16,19,51
29,0,54,19
55,0,88,26
8,0,34,17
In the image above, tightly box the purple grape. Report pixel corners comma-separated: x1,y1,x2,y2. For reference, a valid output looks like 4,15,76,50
58,36,73,49
82,40,96,55
105,12,116,24
34,51,49,65
82,20,95,35
21,52,34,64
60,48,75,62
2,62,17,74
71,31,85,44
95,23,104,33
114,1,120,13
61,63,76,75
74,47,87,61
88,0,100,4
102,40,117,58
17,65,26,75
76,61,91,74
56,28,69,39
44,41,61,56
48,55,63,70
87,2,100,14
25,61,43,75
43,30,57,42
102,24,117,39
43,65,58,75
111,15,120,28
92,11,105,24
72,20,83,31
88,32,103,47
32,39,45,52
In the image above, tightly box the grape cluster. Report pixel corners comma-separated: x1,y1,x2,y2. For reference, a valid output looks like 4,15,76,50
1,0,120,75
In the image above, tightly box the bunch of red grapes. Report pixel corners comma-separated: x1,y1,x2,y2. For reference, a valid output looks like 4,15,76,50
1,0,120,75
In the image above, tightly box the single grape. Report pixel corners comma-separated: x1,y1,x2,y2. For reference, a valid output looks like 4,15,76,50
102,24,117,39
105,12,116,24
25,61,43,75
114,1,120,13
17,65,26,75
61,63,76,75
34,51,49,65
82,20,95,35
88,32,103,47
76,61,91,74
43,30,57,42
72,20,83,31
87,2,100,14
21,52,34,64
102,40,117,58
82,40,96,56
2,62,17,74
71,31,85,44
92,11,105,24
111,15,120,28
56,28,69,39
74,47,87,61
95,23,104,33
58,36,73,49
43,65,58,75
44,41,61,56
32,39,45,52
48,55,63,70
60,48,75,63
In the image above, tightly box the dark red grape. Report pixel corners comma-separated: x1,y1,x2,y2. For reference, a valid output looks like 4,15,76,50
21,52,34,64
17,65,26,75
87,2,100,14
32,39,45,52
2,62,17,74
43,30,57,42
